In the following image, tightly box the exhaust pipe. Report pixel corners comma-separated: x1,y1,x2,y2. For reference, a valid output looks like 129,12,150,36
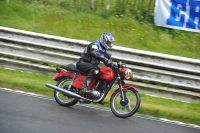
45,83,92,101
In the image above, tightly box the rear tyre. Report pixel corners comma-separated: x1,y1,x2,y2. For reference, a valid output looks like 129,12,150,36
110,88,140,118
54,77,78,107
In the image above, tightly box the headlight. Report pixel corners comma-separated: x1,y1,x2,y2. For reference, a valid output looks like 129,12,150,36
120,68,133,79
125,69,133,79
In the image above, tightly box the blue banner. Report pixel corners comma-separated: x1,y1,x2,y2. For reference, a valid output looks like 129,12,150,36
154,0,200,32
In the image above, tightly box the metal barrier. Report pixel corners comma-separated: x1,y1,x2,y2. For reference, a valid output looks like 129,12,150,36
0,26,199,102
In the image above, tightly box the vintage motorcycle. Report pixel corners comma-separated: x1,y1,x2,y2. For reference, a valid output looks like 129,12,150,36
46,61,140,118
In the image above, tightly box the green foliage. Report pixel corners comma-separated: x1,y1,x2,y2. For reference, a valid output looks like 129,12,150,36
0,0,199,60
115,0,126,16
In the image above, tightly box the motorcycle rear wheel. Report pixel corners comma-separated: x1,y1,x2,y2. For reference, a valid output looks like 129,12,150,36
110,88,140,118
54,77,78,107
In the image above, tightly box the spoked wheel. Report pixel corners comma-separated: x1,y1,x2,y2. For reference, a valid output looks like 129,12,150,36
110,88,140,118
54,78,78,107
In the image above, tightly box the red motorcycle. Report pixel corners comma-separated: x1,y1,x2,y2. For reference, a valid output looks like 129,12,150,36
46,61,140,118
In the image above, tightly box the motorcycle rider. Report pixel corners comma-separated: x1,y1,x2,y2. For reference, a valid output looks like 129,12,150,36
76,32,115,92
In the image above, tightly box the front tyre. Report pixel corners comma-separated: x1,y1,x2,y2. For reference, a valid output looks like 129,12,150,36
54,78,78,107
110,88,140,118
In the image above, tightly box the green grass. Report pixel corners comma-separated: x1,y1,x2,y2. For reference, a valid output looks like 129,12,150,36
0,0,200,59
0,68,56,97
0,67,200,126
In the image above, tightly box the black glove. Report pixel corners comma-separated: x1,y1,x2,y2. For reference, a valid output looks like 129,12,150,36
111,63,117,69
104,58,113,67
104,57,109,64
104,53,111,59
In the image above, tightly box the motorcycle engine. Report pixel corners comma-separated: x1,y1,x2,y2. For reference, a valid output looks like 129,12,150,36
91,90,101,98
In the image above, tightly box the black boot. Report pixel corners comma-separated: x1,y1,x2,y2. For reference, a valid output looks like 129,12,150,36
82,83,88,92
80,78,91,104
82,78,91,92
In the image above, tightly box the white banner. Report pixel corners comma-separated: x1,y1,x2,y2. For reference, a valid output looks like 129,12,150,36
154,0,200,33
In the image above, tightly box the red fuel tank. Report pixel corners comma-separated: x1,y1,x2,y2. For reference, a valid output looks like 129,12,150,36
97,67,115,82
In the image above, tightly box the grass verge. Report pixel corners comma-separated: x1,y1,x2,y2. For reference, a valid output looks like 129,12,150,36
0,67,200,126
0,0,200,59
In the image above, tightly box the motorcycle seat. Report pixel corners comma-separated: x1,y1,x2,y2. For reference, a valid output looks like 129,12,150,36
64,64,86,75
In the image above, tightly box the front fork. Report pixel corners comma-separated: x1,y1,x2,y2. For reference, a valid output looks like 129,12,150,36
114,66,126,102
117,78,126,102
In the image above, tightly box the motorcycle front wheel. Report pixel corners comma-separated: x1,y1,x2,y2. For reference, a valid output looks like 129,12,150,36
110,88,140,118
54,77,78,107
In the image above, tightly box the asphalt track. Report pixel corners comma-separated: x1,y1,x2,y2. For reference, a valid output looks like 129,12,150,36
0,88,199,133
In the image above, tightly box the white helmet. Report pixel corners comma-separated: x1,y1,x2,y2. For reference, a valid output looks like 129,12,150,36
100,32,114,50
